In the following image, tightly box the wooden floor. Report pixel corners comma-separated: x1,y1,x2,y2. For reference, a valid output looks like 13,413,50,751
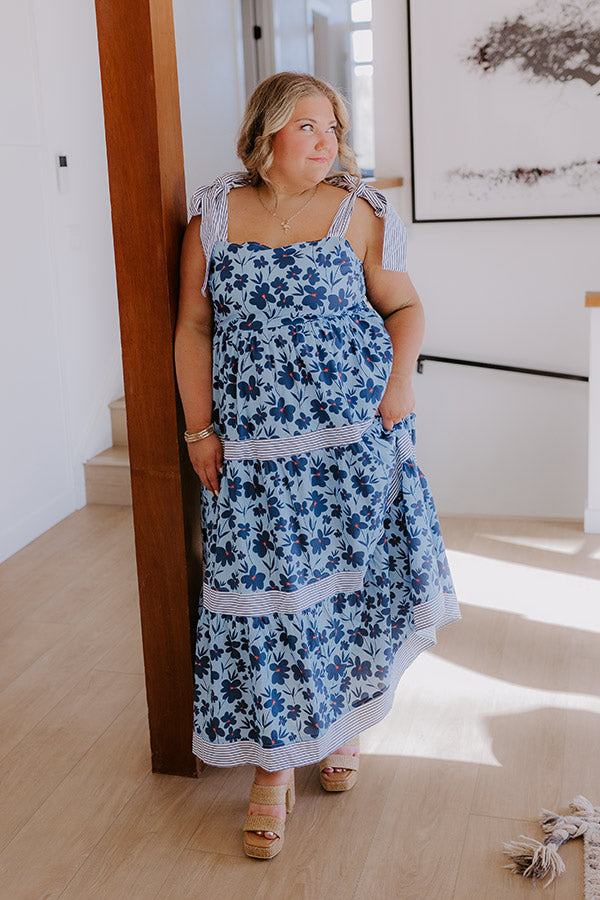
1,506,599,899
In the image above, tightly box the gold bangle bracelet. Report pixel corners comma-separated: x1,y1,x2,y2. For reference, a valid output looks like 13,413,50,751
184,424,215,442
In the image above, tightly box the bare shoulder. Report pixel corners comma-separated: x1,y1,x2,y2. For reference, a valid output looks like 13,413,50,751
227,184,255,210
182,214,202,249
181,214,206,276
346,196,383,262
355,196,382,228
316,181,348,218
320,181,348,201
185,213,201,232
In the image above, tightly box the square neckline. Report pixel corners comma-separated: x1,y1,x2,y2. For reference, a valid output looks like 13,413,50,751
224,183,357,252
212,236,363,270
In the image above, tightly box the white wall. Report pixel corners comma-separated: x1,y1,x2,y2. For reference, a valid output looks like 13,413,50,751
0,1,122,562
173,0,245,197
174,0,597,519
172,0,349,198
373,2,599,518
4,0,593,568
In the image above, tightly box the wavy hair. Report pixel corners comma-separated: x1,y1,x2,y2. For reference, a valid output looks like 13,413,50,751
237,72,360,186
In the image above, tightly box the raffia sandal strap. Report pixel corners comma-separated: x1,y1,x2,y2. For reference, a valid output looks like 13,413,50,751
320,753,359,772
243,814,284,838
249,782,290,805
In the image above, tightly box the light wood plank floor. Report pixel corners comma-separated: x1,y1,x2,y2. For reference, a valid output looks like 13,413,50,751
1,506,598,899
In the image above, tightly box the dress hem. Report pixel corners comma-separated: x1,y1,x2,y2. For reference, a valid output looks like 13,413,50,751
192,590,460,770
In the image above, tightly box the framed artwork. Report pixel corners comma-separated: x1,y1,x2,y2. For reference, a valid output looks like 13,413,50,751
407,0,600,221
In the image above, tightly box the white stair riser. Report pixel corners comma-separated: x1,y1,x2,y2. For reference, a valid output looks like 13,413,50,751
109,398,128,447
84,461,132,505
84,417,131,505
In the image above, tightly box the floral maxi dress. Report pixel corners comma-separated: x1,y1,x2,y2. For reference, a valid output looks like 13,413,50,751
190,173,459,771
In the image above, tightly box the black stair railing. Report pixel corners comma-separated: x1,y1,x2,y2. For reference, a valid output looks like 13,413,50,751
416,354,588,383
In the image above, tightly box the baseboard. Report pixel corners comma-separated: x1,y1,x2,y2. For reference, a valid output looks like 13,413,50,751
0,488,79,563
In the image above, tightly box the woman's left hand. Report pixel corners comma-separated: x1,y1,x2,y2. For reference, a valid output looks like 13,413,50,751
377,373,415,430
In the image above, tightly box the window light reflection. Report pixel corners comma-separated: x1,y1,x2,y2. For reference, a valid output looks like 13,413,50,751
351,28,373,64
351,0,372,24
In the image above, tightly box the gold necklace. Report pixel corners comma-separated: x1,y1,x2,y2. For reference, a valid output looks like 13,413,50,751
258,185,318,234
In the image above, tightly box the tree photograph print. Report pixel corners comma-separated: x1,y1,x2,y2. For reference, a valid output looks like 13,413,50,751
407,0,600,221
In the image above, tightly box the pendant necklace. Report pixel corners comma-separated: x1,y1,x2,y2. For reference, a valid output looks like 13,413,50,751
258,185,318,234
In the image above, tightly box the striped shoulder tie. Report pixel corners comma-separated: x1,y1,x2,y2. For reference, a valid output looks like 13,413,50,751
326,172,407,272
189,172,250,295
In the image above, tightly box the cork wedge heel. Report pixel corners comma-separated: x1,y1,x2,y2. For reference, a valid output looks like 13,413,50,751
243,771,296,859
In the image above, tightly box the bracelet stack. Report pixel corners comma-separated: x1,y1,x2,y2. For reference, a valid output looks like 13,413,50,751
184,423,215,443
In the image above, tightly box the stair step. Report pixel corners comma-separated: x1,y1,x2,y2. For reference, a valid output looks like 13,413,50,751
109,396,128,447
84,445,132,506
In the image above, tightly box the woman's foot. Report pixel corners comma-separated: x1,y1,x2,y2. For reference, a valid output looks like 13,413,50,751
247,767,292,839
320,742,360,775
243,767,295,858
319,739,360,791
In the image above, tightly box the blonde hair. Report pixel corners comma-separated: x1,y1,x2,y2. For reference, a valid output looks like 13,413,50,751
237,72,360,186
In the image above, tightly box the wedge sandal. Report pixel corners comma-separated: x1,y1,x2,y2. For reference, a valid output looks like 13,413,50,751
243,771,295,859
319,740,360,792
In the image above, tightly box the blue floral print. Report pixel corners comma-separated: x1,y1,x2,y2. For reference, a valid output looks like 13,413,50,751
192,230,459,772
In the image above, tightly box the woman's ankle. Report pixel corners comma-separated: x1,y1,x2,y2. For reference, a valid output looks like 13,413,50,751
253,766,292,783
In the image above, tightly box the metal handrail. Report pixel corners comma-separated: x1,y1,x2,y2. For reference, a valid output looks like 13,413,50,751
416,354,588,383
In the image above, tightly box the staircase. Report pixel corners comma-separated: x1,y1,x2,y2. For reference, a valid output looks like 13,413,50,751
84,397,132,505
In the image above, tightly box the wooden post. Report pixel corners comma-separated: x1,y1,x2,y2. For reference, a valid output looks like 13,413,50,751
94,0,200,776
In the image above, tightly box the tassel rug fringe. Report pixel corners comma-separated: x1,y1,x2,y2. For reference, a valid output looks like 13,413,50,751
503,796,600,897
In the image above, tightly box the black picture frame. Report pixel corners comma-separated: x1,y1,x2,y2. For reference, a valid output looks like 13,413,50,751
406,0,600,223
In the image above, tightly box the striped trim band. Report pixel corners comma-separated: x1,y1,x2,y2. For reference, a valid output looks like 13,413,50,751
192,589,460,770
413,590,454,629
385,429,415,510
222,418,375,461
203,569,366,616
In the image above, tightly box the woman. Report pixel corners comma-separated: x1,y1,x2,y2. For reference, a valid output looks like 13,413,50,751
175,72,459,859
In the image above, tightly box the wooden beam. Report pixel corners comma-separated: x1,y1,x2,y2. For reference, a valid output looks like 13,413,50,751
94,0,200,776
365,176,404,190
586,292,600,308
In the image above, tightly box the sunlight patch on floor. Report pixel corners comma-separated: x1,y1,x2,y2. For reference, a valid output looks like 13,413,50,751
477,532,586,555
363,649,599,768
363,655,500,767
359,534,600,770
446,549,600,633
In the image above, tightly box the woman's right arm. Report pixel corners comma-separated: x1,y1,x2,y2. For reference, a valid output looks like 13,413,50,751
174,215,223,496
